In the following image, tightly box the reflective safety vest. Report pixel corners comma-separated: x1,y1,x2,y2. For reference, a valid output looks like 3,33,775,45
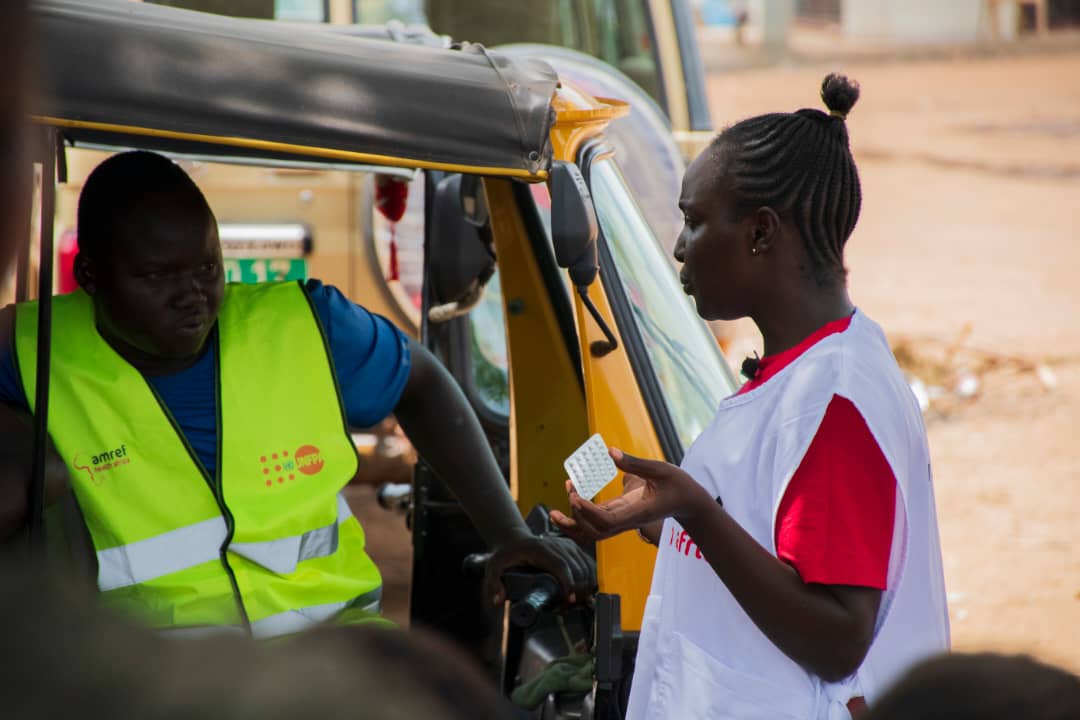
14,282,383,638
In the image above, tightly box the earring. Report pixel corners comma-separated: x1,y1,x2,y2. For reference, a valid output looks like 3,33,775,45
751,247,759,255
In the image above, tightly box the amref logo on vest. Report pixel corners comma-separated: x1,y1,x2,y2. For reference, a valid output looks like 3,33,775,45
72,444,131,486
260,444,325,487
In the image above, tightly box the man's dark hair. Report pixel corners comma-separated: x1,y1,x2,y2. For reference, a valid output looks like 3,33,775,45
865,652,1080,720
709,73,862,286
77,150,214,260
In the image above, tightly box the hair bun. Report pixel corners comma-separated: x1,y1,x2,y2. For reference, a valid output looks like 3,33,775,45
821,73,860,119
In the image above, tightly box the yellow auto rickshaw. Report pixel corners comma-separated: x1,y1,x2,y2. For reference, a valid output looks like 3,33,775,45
15,1,737,715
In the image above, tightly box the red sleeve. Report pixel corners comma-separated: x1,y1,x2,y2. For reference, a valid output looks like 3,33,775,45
774,395,897,589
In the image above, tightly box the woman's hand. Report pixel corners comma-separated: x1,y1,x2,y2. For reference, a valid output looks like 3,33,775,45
624,472,663,545
550,448,712,543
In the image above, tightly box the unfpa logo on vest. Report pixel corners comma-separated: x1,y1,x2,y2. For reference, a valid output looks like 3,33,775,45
295,445,325,475
260,445,324,487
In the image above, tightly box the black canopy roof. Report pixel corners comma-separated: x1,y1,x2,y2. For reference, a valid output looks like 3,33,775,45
29,0,558,178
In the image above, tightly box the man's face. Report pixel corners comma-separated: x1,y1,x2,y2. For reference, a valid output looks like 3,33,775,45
86,213,224,362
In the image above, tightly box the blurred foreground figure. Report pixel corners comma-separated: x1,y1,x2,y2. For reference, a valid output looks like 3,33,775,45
864,652,1080,720
0,561,513,720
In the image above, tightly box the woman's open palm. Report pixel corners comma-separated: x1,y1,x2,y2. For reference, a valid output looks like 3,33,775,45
550,448,711,543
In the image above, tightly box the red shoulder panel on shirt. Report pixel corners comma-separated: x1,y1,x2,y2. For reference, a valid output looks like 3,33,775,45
738,314,853,395
774,395,897,590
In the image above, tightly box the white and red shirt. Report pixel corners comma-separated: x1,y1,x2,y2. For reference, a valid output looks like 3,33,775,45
741,314,896,591
627,311,950,720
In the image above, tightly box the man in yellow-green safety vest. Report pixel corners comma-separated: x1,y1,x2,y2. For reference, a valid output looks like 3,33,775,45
0,150,593,638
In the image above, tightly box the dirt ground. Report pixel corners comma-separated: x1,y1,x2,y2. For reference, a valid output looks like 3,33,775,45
705,49,1080,673
351,47,1080,675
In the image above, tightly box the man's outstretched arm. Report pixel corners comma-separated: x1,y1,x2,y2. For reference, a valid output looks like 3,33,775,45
393,337,594,603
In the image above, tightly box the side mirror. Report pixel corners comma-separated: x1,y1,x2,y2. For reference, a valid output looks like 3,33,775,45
460,174,489,228
550,161,599,288
427,174,495,321
549,161,619,357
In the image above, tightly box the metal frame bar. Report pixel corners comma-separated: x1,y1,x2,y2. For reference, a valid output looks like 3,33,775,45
28,126,58,551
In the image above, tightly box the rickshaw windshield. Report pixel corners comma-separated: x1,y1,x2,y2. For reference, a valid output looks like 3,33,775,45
589,157,737,451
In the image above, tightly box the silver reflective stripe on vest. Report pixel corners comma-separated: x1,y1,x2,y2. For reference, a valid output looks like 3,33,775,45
230,494,354,575
159,625,250,640
157,588,382,640
250,587,383,639
97,515,228,592
97,494,355,591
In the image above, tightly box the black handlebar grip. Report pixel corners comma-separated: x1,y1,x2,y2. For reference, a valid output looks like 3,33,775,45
461,556,561,627
509,577,559,628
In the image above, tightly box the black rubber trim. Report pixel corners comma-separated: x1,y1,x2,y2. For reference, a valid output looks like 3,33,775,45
671,0,713,131
578,141,683,465
421,170,441,352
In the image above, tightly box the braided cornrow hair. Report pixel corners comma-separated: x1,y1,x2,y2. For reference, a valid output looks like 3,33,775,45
709,73,862,286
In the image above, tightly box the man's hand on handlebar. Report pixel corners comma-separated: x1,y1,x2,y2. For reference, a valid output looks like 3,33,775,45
483,532,595,607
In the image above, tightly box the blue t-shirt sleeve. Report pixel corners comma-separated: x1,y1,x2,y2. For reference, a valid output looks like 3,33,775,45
305,279,411,428
0,307,29,412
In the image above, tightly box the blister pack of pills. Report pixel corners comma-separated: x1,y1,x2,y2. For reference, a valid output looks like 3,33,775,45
564,433,618,501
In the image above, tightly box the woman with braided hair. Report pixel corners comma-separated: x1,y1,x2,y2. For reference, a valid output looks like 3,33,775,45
552,74,950,718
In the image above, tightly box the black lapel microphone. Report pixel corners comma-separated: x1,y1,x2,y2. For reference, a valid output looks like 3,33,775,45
740,351,762,381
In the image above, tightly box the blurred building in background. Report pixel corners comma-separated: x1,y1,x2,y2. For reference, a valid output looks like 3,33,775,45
697,0,1080,46
819,0,1080,43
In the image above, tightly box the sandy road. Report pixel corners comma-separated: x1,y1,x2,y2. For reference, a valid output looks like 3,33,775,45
705,50,1080,672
